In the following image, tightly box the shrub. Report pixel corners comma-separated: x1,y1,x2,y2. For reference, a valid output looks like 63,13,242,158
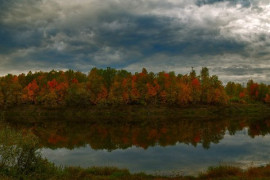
0,128,59,178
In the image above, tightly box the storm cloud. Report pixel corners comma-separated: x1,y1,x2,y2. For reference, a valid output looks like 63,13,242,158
0,0,270,83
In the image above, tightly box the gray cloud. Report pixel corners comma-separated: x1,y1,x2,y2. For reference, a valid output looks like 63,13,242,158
0,0,270,83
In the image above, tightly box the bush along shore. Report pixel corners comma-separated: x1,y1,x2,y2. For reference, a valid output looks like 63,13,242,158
1,128,270,180
0,67,270,108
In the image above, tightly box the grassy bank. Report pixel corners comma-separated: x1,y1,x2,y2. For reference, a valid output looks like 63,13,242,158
1,103,270,123
2,163,270,180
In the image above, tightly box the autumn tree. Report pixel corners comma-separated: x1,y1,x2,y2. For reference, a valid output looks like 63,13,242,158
207,75,228,105
108,75,124,104
146,79,160,104
0,90,4,107
38,78,69,107
132,68,150,104
130,68,151,104
265,94,270,103
121,77,132,104
165,72,178,104
247,80,259,101
22,79,39,104
157,71,177,104
87,68,108,104
97,67,116,93
190,69,201,104
257,83,269,101
200,67,210,104
66,79,90,106
200,68,227,105
0,75,23,106
9,76,23,105
225,82,236,97
176,75,192,105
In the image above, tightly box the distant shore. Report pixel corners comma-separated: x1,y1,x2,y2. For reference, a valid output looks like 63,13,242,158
1,103,270,117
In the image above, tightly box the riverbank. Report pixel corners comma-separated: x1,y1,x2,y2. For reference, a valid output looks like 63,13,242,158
1,103,270,123
1,164,270,180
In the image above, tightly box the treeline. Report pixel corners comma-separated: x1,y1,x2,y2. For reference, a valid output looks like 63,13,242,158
0,67,269,108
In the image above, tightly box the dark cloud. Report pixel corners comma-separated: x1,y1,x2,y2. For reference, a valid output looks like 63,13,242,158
196,0,251,7
0,0,269,83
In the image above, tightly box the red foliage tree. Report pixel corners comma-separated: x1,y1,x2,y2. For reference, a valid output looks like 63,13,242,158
23,79,39,103
191,78,200,88
239,91,245,98
72,78,78,84
48,79,58,89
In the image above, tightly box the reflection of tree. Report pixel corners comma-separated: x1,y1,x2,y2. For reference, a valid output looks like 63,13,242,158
3,114,270,151
248,118,270,138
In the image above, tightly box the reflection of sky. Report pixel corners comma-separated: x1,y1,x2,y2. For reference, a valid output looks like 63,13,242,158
41,129,270,176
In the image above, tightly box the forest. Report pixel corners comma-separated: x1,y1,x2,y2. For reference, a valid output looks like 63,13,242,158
0,67,269,108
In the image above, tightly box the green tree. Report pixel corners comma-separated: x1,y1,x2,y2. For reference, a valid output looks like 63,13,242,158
66,81,90,106
87,68,108,104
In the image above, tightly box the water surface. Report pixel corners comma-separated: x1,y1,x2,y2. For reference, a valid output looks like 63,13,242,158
2,109,270,176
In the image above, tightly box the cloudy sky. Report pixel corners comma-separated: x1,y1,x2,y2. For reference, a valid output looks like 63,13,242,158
0,0,270,83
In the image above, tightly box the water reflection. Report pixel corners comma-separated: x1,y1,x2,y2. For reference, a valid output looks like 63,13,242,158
2,111,270,175
3,114,270,150
41,130,270,176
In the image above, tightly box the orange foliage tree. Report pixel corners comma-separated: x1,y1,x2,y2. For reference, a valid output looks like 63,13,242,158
265,94,270,103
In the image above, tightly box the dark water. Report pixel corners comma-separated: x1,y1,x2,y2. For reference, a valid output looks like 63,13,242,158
2,109,270,176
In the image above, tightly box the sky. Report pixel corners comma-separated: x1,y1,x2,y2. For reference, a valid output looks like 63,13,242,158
0,0,270,83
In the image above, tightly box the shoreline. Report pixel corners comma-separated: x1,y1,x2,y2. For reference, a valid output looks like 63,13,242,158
2,163,270,179
1,103,270,121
